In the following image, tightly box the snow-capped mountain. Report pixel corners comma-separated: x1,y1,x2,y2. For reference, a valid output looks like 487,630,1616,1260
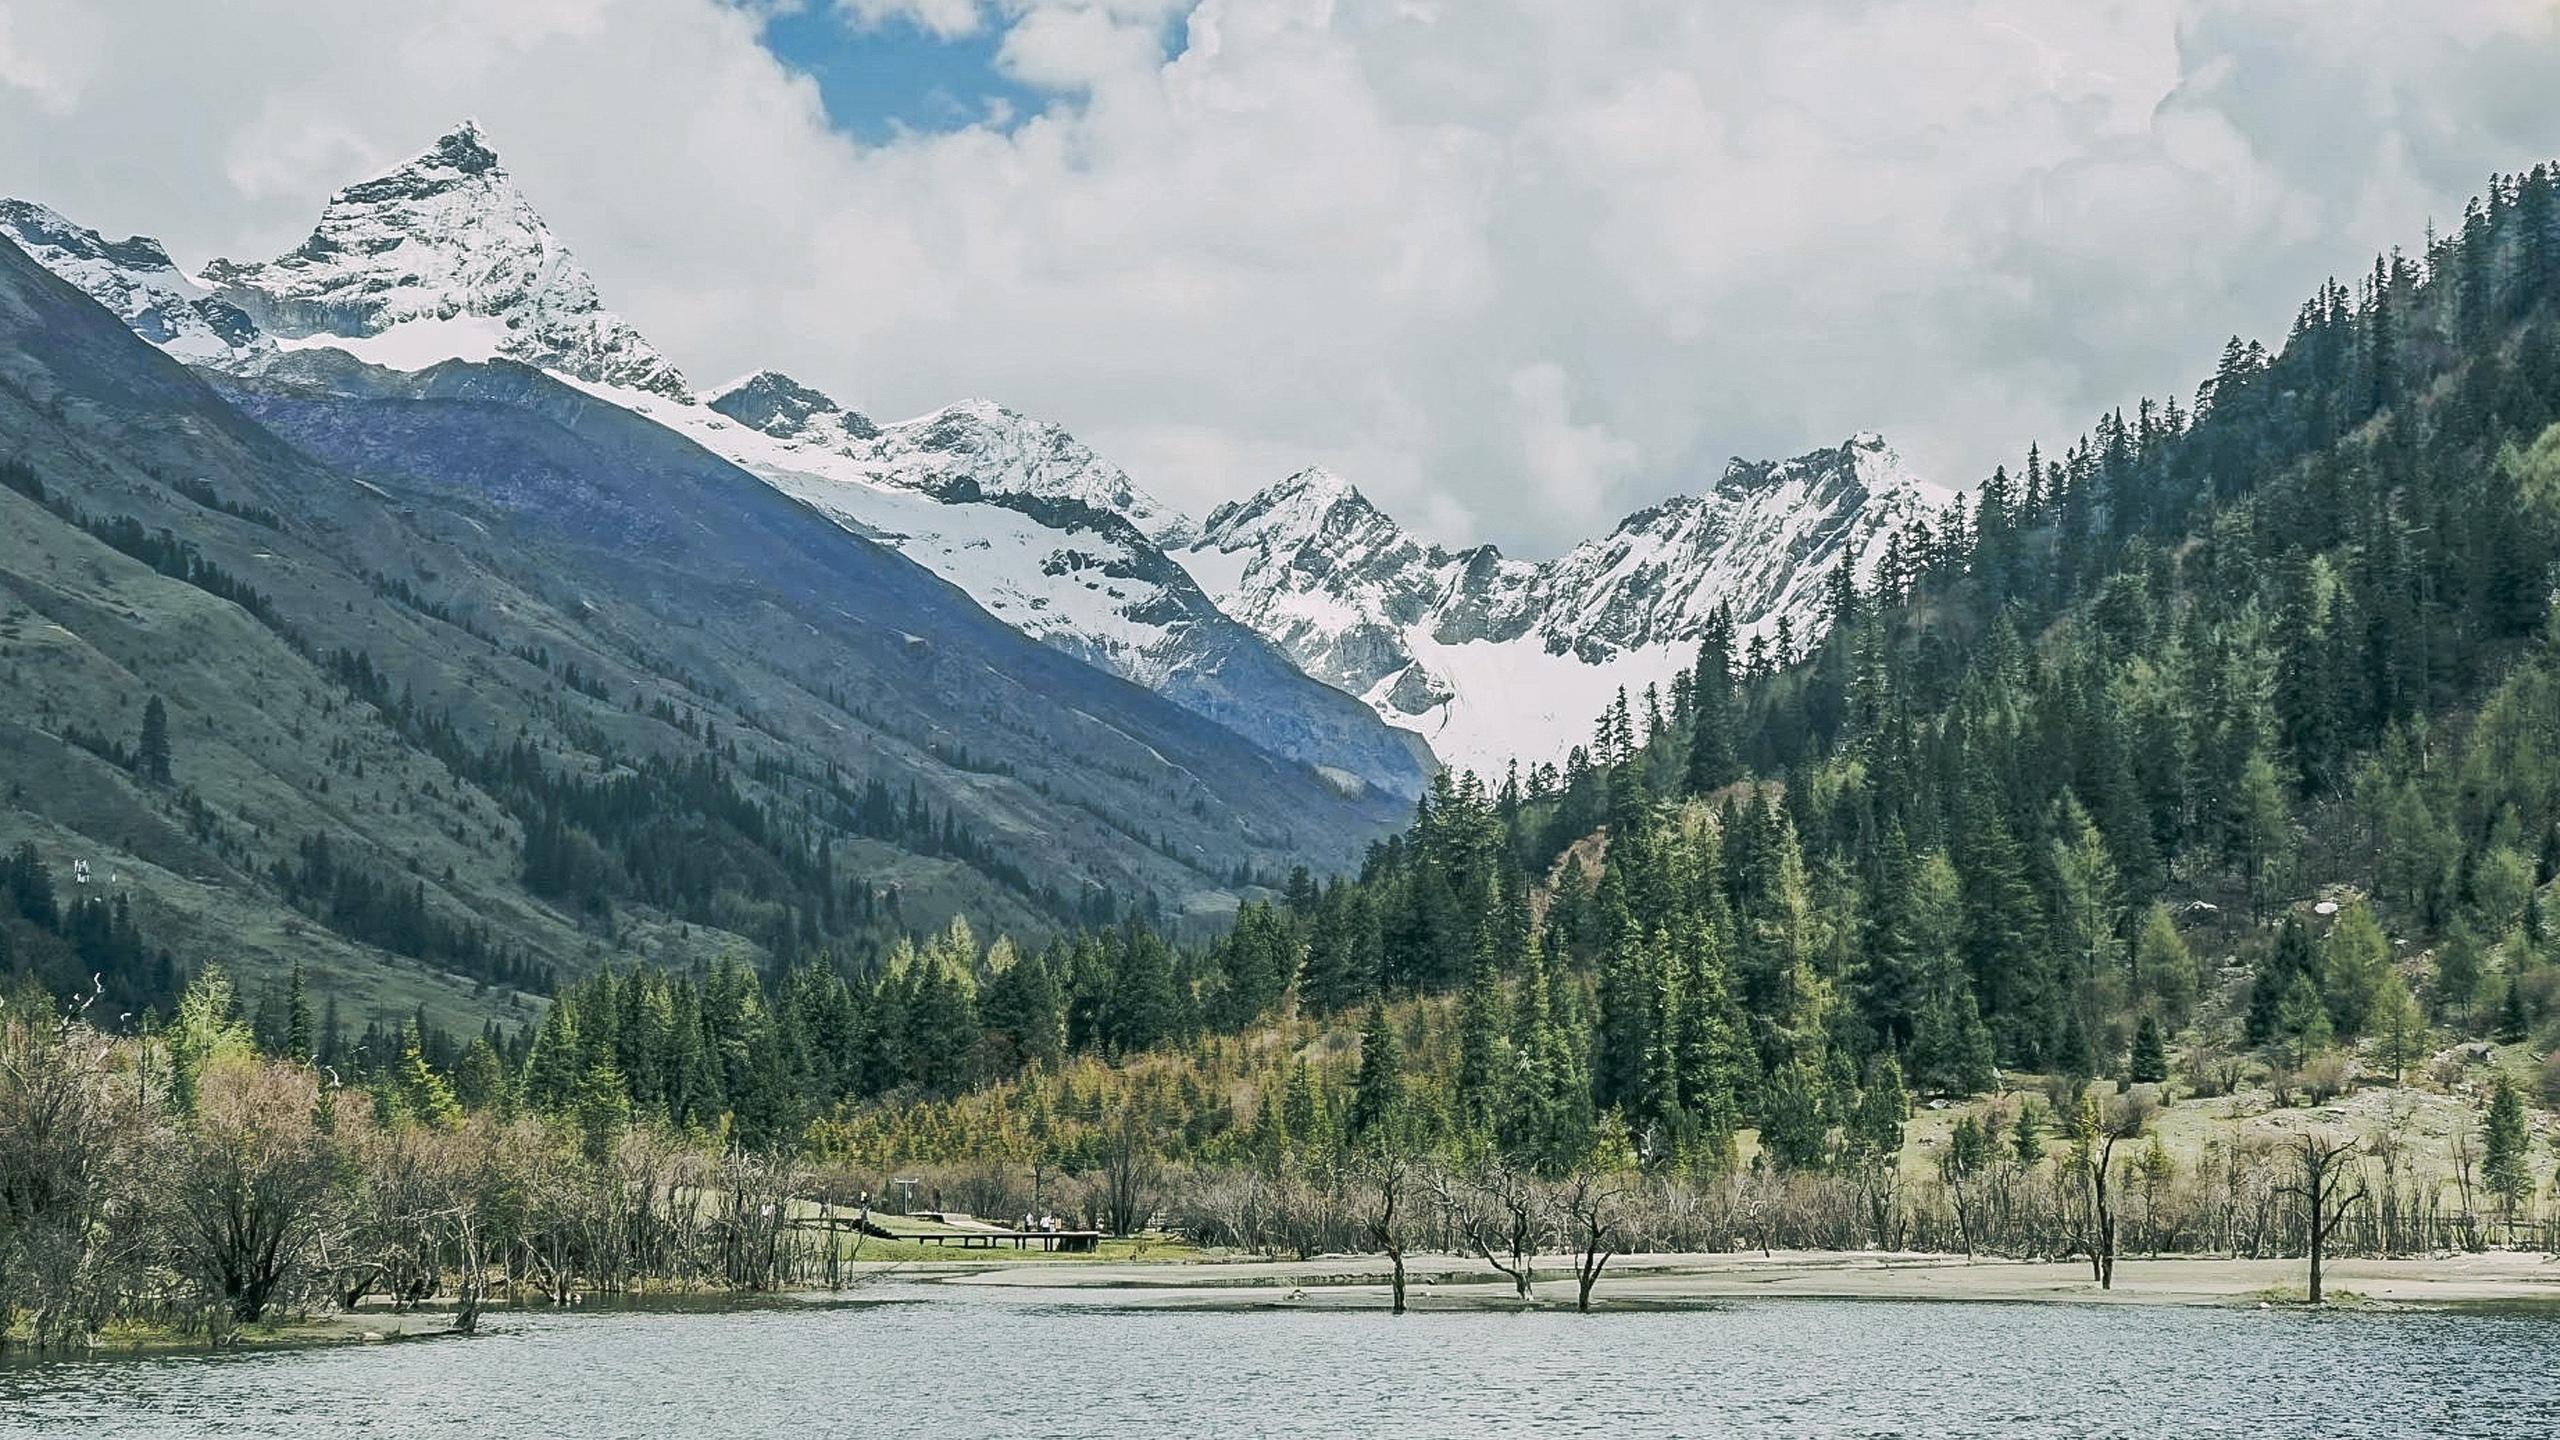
0,125,1426,799
671,372,1426,796
3,120,1949,789
195,121,688,397
708,377,1199,548
0,200,264,361
1179,434,1957,775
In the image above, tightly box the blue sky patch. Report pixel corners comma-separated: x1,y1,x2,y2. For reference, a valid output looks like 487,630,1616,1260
757,6,1047,143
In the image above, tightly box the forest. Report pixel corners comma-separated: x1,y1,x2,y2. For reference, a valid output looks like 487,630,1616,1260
8,162,2560,1346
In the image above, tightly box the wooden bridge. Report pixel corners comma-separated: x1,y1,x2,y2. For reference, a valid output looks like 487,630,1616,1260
850,1209,1101,1254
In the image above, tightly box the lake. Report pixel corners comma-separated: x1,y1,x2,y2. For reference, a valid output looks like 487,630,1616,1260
4,1287,2553,1438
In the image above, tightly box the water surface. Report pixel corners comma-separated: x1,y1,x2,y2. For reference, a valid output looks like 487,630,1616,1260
4,1287,2550,1438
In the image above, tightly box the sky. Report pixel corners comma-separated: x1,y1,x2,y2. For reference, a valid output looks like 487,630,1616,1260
3,0,2559,554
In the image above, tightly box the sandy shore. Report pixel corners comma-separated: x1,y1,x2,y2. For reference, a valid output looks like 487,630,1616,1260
921,1248,2560,1312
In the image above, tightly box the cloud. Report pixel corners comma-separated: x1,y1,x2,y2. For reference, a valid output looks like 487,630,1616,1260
1508,363,1638,528
837,0,988,40
0,0,2557,553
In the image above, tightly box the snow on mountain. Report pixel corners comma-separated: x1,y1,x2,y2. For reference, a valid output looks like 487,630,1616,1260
193,122,689,398
682,375,1424,795
682,372,1218,684
796,390,1201,550
1181,434,1957,775
0,133,1424,800
5,121,1951,788
0,200,264,362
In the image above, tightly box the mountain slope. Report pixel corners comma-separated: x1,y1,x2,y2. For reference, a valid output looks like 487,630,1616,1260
6,121,1947,789
1181,434,1956,774
5,127,1432,802
691,374,1427,798
0,230,1406,1040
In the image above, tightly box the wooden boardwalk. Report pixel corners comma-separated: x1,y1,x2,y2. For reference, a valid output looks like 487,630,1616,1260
850,1210,1101,1254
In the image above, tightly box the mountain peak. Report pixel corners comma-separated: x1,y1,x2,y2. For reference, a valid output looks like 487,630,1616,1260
194,125,688,397
441,117,496,165
0,198,265,361
1274,465,1361,507
707,369,879,442
1202,465,1380,544
408,118,500,180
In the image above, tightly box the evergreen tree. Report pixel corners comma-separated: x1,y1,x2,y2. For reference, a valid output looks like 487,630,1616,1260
1758,1058,1829,1171
136,695,172,785
393,1024,463,1130
1453,925,1509,1138
2248,916,2323,1045
283,961,314,1064
2320,902,2392,1038
2009,1099,2048,1170
2432,923,2486,1026
1347,1001,1403,1142
523,1000,581,1112
575,1059,632,1166
2482,1077,2533,1222
2129,1014,2168,1085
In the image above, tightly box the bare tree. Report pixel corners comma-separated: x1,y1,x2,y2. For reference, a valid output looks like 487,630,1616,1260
1436,1159,1546,1301
168,1059,341,1324
1551,1169,1626,1313
2275,1129,2367,1305
1354,1143,1413,1314
2066,1091,2152,1289
0,1012,136,1352
1098,1106,1162,1238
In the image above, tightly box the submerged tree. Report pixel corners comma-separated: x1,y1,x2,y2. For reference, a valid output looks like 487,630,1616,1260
2276,1129,2368,1305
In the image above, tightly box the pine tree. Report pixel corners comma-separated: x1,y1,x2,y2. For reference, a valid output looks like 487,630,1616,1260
1454,925,1509,1139
523,1000,581,1112
1685,608,1740,795
575,1059,633,1166
1845,1054,1908,1163
283,961,314,1064
1347,1001,1403,1142
136,695,172,785
2432,923,2486,1027
2010,1099,2048,1170
393,1024,463,1130
2320,902,2392,1038
2130,1014,2168,1085
453,1036,511,1115
1758,1058,1828,1171
2248,916,2323,1045
2129,903,2198,1024
2482,1077,2533,1222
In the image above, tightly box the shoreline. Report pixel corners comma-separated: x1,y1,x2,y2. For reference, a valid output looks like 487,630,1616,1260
15,1248,2556,1363
925,1247,2560,1313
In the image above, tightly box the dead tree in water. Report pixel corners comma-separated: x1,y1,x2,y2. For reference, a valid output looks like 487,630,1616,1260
1551,1169,1625,1313
2275,1130,2366,1305
1355,1143,1414,1314
1435,1160,1545,1301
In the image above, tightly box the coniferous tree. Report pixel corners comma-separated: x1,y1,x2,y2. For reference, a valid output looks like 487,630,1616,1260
2130,1014,2168,1085
1453,923,1509,1139
2482,1077,2533,1222
136,695,172,785
2320,902,2393,1038
283,961,314,1064
1347,1001,1403,1143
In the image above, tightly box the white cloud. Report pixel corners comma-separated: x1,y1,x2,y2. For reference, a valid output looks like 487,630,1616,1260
1508,363,1637,528
1,0,2557,552
837,0,988,40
